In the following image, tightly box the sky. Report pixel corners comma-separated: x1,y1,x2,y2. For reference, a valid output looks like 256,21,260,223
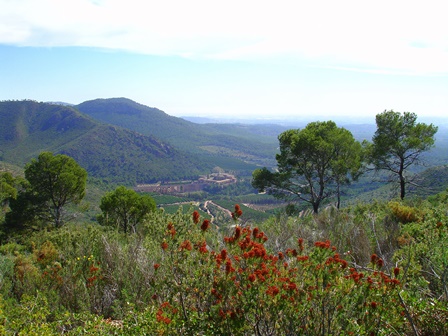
0,0,447,123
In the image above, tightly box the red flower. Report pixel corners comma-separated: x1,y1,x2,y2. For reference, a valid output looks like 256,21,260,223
167,224,176,237
266,286,280,296
298,237,304,251
192,211,200,224
220,249,227,260
377,258,384,268
391,278,400,285
161,241,168,250
225,260,234,274
196,240,208,254
248,273,256,282
234,226,242,240
314,240,331,249
201,219,210,231
153,263,160,270
252,227,259,238
370,254,378,263
180,240,192,251
232,204,243,220
393,267,400,277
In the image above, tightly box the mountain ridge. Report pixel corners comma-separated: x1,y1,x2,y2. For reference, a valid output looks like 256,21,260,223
75,98,278,169
0,100,209,184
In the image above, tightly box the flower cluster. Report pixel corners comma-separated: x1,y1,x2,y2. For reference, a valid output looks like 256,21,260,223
156,302,177,325
231,204,243,220
192,211,200,224
86,261,101,288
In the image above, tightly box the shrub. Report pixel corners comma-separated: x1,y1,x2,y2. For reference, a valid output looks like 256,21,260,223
388,201,421,224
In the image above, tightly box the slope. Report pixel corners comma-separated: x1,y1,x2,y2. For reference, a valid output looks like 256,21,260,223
0,100,208,184
76,98,278,170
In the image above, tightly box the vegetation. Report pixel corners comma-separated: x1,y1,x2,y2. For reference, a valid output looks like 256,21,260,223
252,121,363,213
76,98,278,170
0,192,446,334
0,101,447,334
364,110,438,199
97,186,156,234
0,100,211,184
5,152,87,231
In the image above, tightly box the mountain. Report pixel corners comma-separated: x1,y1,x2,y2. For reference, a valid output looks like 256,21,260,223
0,100,209,184
76,98,278,170
408,164,448,197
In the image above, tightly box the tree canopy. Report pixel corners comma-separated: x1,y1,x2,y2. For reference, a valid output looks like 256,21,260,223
0,172,19,208
7,152,87,229
98,186,156,233
252,121,363,213
365,110,438,199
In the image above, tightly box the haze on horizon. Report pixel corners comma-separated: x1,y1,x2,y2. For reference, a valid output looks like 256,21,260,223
0,0,447,123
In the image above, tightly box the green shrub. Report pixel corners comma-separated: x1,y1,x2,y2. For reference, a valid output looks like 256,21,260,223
388,201,422,223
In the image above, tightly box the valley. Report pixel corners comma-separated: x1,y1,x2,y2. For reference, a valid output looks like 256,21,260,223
1,98,447,335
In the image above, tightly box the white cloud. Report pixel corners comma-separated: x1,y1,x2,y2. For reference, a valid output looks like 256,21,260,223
1,0,447,74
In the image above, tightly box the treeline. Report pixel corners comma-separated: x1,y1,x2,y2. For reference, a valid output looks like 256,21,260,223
253,110,438,213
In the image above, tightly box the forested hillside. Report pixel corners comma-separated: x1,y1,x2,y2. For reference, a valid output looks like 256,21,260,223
76,98,278,170
0,100,210,184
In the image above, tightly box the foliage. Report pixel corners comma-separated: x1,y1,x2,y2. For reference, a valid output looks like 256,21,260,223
252,121,363,213
364,110,438,200
388,201,422,224
0,172,18,207
97,186,156,233
6,152,87,230
0,172,26,228
1,195,447,334
392,199,448,335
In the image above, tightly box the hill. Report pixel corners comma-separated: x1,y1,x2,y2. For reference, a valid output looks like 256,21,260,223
76,98,278,171
0,100,209,184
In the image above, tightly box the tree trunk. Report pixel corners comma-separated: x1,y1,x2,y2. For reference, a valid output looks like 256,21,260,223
399,159,406,200
336,182,341,209
55,206,63,227
312,202,319,214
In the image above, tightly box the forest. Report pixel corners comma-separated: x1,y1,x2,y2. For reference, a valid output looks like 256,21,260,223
0,106,447,335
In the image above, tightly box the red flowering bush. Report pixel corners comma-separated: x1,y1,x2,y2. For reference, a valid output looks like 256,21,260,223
144,207,409,335
4,201,445,335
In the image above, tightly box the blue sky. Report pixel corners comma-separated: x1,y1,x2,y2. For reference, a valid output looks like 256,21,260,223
1,0,447,122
